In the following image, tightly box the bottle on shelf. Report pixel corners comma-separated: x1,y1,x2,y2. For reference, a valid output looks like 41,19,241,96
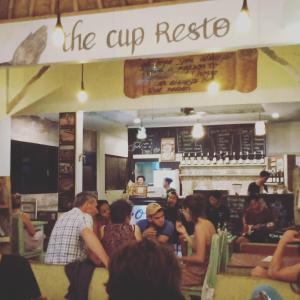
181,153,186,165
224,152,230,164
230,152,237,164
217,151,224,165
260,151,266,164
245,151,250,164
212,152,217,164
238,151,244,164
253,151,257,164
187,152,191,165
279,171,284,184
205,152,210,165
190,152,195,165
276,171,280,183
199,152,204,165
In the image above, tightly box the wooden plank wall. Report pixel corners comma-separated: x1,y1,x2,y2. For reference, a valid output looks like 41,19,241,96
0,0,180,20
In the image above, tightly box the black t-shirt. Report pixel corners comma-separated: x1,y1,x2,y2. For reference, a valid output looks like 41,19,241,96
248,182,268,195
207,204,230,230
0,255,41,300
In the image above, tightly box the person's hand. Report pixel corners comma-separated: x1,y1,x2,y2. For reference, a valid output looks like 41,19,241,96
143,227,157,239
280,230,300,245
176,221,188,237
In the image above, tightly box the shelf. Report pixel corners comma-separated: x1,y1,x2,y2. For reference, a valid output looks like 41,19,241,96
265,182,285,186
0,236,10,243
180,164,266,168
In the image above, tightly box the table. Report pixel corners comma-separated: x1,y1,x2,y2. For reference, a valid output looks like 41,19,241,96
227,253,300,276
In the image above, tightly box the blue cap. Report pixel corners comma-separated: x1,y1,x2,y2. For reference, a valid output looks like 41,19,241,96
251,285,283,300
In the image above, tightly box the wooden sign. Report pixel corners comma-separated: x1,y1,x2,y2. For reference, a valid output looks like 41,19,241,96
161,138,176,162
124,49,258,98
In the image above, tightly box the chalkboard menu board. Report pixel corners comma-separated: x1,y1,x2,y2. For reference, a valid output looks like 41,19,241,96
128,124,266,157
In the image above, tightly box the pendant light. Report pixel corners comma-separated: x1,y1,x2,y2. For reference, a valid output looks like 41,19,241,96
77,64,88,103
207,54,220,94
137,126,147,140
236,0,251,33
52,0,65,47
255,114,266,136
192,122,205,139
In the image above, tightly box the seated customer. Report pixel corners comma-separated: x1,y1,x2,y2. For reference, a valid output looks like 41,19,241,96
101,199,141,258
45,192,109,267
176,194,216,286
251,230,300,283
237,194,274,245
165,190,181,244
206,190,230,230
136,175,146,186
0,253,46,300
137,203,174,244
106,239,184,300
12,193,44,251
94,200,111,238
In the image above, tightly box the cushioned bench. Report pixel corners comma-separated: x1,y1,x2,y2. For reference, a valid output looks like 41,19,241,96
32,263,109,300
214,274,299,300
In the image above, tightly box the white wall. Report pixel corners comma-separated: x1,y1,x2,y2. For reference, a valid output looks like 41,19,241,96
97,127,128,201
267,121,300,155
0,117,11,176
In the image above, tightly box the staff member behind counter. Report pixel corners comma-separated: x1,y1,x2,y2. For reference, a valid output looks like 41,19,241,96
248,171,270,195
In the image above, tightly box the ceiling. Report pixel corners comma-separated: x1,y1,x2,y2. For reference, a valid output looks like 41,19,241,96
43,102,300,130
0,0,179,21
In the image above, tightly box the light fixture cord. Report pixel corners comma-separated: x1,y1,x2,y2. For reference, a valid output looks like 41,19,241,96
57,0,61,20
242,0,249,12
81,64,84,90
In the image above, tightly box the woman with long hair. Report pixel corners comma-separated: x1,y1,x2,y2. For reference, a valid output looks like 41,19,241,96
176,194,215,286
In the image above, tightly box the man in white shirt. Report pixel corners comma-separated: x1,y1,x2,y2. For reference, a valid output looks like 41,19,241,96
45,192,109,267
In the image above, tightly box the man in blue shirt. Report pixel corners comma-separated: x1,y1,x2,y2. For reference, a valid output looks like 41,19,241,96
137,203,174,244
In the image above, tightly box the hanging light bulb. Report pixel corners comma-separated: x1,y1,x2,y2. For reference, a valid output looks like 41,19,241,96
133,118,141,124
207,54,220,94
137,127,147,140
236,0,251,33
208,81,220,94
255,121,266,136
192,123,205,139
52,0,65,47
77,64,88,103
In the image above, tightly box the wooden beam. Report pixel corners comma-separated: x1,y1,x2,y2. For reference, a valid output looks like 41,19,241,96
29,0,35,17
7,65,51,114
73,0,79,11
50,0,56,14
8,0,13,19
96,0,103,9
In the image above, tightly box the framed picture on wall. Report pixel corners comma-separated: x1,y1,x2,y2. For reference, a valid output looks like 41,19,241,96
160,138,176,162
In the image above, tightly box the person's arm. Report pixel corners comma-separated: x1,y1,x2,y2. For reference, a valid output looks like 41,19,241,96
176,221,193,247
181,224,207,264
134,225,142,241
100,225,105,240
22,213,36,236
268,230,300,282
157,235,170,243
81,228,109,268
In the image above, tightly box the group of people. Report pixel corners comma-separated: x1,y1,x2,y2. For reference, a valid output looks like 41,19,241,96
44,191,216,288
2,170,299,299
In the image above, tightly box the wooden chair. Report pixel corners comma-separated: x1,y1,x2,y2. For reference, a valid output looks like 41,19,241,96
12,214,45,262
181,234,220,300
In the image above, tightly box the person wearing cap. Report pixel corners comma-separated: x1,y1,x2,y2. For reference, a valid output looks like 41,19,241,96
137,203,174,244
